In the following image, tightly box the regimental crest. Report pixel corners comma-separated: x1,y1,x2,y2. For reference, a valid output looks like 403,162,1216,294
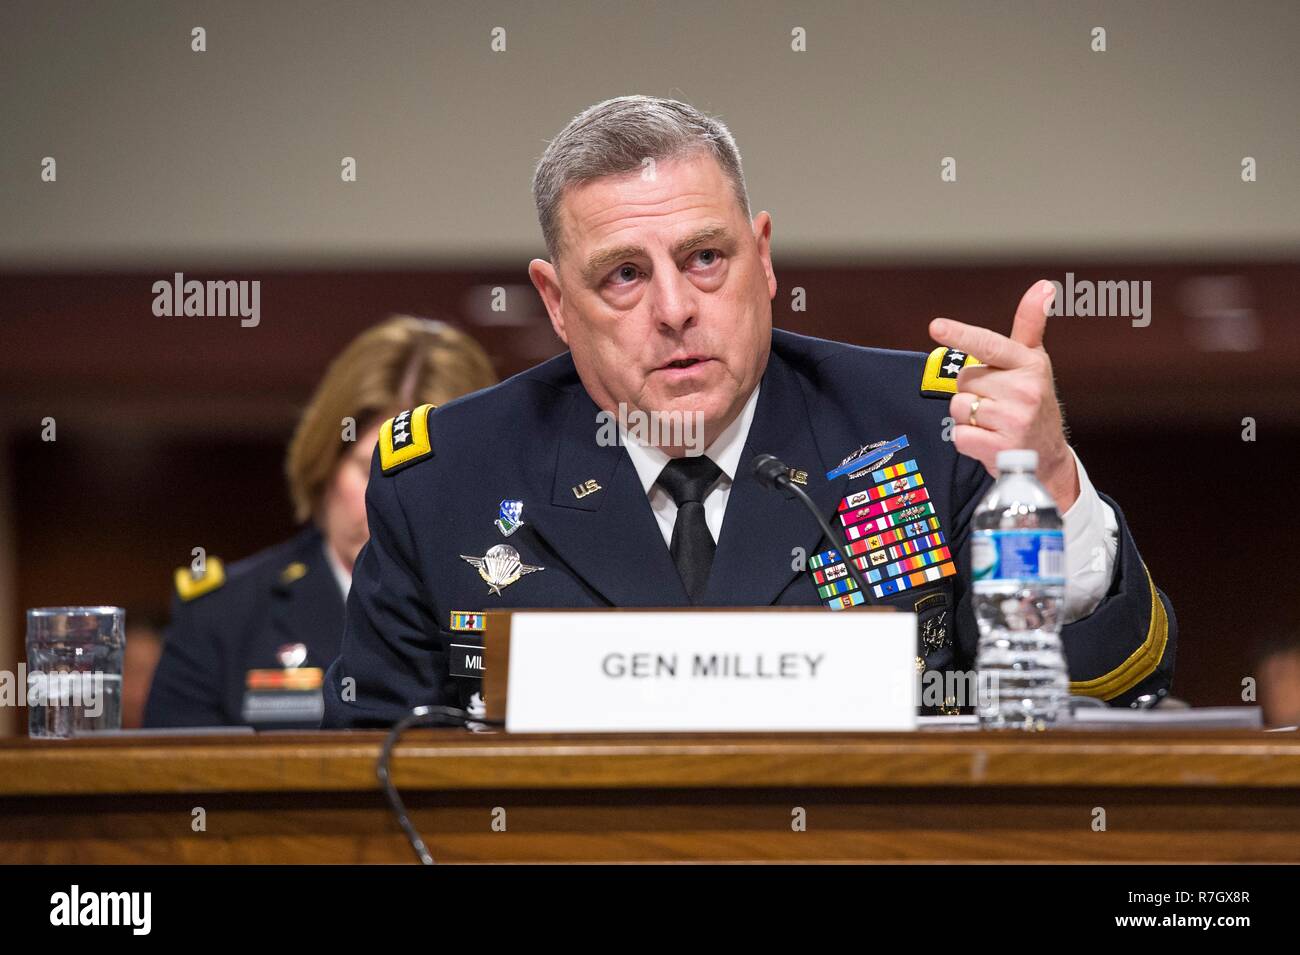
495,499,524,537
460,544,543,596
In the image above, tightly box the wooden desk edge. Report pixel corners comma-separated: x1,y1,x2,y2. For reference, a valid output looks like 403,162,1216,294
1,730,1298,797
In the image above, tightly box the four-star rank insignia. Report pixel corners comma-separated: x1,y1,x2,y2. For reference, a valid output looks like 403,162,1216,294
920,347,981,398
379,403,436,474
460,544,543,596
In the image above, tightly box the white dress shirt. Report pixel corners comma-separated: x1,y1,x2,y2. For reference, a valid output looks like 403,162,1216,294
621,385,760,550
1059,447,1120,622
621,383,1118,622
323,540,352,602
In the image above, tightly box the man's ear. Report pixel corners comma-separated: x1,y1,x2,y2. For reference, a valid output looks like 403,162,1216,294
528,258,568,345
752,211,777,300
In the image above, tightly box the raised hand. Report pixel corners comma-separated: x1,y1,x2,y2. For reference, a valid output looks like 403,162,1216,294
928,279,1080,510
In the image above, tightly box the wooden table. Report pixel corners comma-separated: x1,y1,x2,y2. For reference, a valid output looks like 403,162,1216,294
2,729,1298,863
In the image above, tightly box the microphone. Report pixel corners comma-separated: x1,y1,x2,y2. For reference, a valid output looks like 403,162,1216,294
751,453,871,602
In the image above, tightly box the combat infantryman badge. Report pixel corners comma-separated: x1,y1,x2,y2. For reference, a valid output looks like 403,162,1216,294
460,544,543,596
827,435,909,481
495,499,524,537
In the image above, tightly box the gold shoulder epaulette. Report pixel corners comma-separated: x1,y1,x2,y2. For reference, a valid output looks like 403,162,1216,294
174,558,226,602
279,561,308,585
920,346,981,398
379,404,436,474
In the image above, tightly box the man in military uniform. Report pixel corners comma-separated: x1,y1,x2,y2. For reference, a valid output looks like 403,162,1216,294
322,96,1174,728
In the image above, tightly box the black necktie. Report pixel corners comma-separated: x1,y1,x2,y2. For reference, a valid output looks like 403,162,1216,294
656,455,723,604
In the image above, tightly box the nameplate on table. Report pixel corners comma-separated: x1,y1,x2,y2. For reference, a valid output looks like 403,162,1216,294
504,610,917,733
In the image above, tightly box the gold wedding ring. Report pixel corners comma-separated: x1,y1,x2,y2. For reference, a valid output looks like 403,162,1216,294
969,396,981,429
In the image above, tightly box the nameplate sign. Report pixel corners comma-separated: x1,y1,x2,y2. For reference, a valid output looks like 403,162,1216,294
502,610,917,733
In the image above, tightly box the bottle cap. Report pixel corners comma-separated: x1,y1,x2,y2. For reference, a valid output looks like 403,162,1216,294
996,449,1038,472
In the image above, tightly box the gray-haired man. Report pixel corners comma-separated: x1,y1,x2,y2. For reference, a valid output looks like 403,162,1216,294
323,95,1174,727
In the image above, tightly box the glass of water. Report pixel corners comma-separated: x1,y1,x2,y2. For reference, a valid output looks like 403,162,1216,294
26,607,125,738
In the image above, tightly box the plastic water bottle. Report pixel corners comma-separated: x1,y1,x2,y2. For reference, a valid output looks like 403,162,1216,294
971,449,1070,729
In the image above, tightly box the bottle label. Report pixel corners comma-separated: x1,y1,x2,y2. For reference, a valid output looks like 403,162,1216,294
971,529,1064,584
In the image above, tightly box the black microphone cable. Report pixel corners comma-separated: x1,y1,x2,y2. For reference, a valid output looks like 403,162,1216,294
751,453,872,601
377,704,471,865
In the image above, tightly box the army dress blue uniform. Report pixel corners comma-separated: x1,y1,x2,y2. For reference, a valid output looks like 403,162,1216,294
144,525,345,729
322,329,1176,728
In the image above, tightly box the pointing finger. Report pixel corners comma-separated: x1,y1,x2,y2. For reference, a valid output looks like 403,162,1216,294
1009,279,1056,350
929,317,1035,370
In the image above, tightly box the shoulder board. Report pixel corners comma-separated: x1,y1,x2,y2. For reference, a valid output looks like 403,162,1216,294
379,403,436,474
279,561,309,585
174,557,226,602
920,347,982,398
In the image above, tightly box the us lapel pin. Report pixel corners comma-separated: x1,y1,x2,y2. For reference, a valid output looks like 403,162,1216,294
572,479,602,499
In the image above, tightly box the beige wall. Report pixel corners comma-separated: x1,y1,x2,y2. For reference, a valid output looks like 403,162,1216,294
1,0,1298,268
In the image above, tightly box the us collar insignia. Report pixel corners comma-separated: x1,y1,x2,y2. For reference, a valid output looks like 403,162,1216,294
460,544,543,596
495,499,524,537
572,479,602,499
826,434,910,481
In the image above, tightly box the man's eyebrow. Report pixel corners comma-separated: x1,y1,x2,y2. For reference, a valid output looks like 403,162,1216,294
581,226,735,283
582,244,642,283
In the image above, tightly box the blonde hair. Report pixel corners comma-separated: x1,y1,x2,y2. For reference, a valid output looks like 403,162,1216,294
285,315,496,522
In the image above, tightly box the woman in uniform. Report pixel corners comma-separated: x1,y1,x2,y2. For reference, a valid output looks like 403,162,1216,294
143,316,497,728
